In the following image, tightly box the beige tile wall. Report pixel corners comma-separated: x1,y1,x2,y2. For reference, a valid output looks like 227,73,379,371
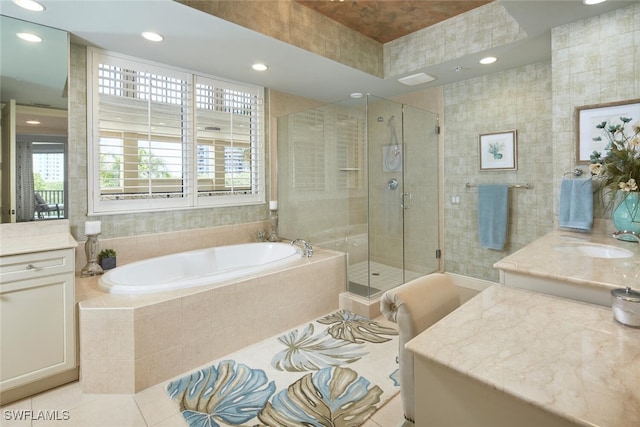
551,3,640,220
443,62,554,282
268,90,324,201
442,3,640,283
74,221,270,271
384,2,525,79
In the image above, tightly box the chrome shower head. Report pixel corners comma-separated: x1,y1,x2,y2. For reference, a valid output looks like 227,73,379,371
387,115,395,127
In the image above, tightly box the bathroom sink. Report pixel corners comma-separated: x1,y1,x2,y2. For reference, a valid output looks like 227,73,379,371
552,243,634,259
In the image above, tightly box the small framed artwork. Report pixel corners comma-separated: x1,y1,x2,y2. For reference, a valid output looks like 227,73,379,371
478,130,517,171
576,99,640,163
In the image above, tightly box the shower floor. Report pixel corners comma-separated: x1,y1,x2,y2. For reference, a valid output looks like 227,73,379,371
348,261,423,297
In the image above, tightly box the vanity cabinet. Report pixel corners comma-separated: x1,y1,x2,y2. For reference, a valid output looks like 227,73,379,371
499,270,610,306
494,230,640,307
406,285,640,427
0,222,77,405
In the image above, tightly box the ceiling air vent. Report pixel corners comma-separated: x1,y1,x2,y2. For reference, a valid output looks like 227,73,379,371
398,72,437,86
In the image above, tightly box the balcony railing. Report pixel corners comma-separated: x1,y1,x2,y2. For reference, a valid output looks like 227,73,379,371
34,189,65,219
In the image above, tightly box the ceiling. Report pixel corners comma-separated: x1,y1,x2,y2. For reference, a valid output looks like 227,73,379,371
0,0,637,106
295,0,493,43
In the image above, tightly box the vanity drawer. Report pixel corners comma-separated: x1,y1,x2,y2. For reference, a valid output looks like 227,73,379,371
0,249,74,284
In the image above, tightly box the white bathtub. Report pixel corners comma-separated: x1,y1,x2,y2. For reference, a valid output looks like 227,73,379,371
80,245,346,393
98,242,301,294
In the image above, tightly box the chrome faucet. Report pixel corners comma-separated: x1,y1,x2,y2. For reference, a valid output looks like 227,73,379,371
612,230,640,243
291,239,313,257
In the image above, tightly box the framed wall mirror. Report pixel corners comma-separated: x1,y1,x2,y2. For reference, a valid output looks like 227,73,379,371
1,15,68,223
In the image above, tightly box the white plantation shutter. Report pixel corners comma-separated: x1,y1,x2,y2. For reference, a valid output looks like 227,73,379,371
195,76,264,206
88,49,264,214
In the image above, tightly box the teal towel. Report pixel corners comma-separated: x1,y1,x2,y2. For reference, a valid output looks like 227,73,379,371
478,185,509,250
559,178,593,231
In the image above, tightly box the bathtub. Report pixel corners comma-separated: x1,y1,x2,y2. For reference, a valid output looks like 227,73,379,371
98,242,301,294
79,244,347,393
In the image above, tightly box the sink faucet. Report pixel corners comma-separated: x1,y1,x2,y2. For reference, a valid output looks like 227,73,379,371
291,239,313,257
612,230,640,243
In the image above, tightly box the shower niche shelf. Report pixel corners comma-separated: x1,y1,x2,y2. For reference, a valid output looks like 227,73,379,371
339,168,360,171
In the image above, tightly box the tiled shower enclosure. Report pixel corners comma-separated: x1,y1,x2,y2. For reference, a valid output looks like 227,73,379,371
278,95,440,298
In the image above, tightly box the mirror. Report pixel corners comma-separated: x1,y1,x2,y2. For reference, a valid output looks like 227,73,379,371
0,15,68,222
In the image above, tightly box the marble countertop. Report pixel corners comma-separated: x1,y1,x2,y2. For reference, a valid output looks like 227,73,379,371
406,285,640,427
0,220,77,256
494,230,640,292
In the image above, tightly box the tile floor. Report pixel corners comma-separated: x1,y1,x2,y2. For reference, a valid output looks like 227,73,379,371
1,286,480,427
0,316,406,427
1,380,406,427
348,261,423,296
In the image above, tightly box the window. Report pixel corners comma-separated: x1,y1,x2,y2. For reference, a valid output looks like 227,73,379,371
87,49,264,214
194,78,260,199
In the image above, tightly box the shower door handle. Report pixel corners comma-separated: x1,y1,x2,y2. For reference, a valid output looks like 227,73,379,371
401,192,412,209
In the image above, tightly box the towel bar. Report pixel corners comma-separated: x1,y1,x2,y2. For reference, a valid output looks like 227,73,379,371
563,168,584,177
465,182,530,189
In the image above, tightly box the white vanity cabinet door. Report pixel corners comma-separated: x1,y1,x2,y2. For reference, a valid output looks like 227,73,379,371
0,248,75,392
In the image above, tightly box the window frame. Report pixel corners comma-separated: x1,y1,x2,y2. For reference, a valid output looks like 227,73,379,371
87,48,265,215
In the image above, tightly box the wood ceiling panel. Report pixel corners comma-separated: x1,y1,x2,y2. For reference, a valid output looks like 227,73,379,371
295,0,493,43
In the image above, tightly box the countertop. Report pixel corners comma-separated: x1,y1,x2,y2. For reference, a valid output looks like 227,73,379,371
406,285,640,427
0,220,77,256
494,230,640,292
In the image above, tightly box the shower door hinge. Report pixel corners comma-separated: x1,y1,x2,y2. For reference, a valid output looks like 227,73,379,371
435,125,441,135
436,249,441,259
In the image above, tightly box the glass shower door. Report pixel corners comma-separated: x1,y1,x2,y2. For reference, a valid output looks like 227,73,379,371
277,95,439,299
363,96,439,297
401,104,440,282
364,96,404,296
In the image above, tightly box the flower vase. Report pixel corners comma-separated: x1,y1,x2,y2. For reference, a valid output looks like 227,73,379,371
613,192,640,241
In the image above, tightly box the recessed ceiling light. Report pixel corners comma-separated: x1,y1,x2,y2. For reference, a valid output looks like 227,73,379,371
26,120,41,125
12,0,45,12
479,56,498,65
350,92,363,99
16,32,42,42
583,0,607,5
141,32,164,42
252,63,269,71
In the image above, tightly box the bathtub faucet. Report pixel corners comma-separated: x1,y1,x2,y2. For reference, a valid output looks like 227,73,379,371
291,239,313,257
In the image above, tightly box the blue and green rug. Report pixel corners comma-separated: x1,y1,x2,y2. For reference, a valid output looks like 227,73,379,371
166,310,399,427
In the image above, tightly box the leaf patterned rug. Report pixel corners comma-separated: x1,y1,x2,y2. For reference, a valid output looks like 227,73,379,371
166,310,400,427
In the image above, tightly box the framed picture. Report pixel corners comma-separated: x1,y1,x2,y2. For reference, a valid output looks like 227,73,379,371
576,99,640,163
478,130,517,171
